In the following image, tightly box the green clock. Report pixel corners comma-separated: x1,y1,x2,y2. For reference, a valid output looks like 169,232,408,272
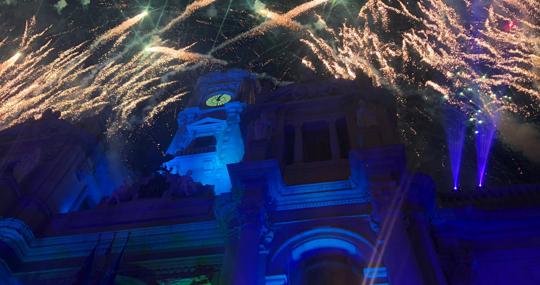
205,92,232,107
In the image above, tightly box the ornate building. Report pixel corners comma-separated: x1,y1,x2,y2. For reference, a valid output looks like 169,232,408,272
1,70,539,284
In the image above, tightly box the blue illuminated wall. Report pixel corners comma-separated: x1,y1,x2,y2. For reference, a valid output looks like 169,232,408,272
163,69,255,195
164,102,246,194
1,72,540,285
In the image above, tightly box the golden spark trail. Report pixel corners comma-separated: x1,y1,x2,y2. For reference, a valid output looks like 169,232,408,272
0,52,21,76
301,57,316,72
95,11,148,44
100,0,221,69
144,91,188,125
302,0,540,118
256,8,303,31
160,0,216,33
0,16,188,135
145,46,227,65
209,0,330,55
283,0,330,18
0,0,240,134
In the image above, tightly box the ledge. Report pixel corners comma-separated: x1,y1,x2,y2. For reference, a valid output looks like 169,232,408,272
44,197,215,236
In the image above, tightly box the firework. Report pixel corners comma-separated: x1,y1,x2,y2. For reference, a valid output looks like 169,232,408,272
159,0,217,33
95,11,148,45
0,0,329,137
302,0,540,119
210,0,330,55
145,46,227,65
0,51,21,76
0,0,228,135
0,13,184,136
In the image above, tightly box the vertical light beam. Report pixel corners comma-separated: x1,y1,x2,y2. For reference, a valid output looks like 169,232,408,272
476,113,498,188
443,106,467,191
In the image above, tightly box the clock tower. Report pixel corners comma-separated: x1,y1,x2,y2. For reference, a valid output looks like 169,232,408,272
163,69,258,194
191,68,258,108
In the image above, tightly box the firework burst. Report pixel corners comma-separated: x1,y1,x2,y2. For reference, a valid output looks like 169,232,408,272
145,45,227,65
0,0,329,137
0,14,187,137
302,0,540,119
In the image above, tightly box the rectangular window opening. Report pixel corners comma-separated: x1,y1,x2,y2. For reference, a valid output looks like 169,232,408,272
336,118,350,159
284,125,295,165
302,121,331,162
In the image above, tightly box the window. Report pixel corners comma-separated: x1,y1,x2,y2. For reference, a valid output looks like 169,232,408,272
182,136,217,155
291,253,363,285
284,125,295,165
302,121,331,162
335,118,350,159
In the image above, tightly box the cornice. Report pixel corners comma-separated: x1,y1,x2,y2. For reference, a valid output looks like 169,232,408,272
0,218,225,272
0,218,35,261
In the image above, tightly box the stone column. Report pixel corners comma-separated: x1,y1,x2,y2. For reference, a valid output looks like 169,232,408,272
407,174,447,285
215,194,240,285
328,119,340,159
410,212,448,285
215,185,271,285
219,160,281,285
293,123,303,163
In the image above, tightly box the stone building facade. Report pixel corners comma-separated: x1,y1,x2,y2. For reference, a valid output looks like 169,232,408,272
0,70,539,284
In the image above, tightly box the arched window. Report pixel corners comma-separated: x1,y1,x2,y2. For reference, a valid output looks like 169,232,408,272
269,228,381,285
291,250,364,285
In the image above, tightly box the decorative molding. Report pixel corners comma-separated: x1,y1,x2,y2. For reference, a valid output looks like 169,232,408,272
266,274,288,285
276,197,369,211
291,238,359,261
259,210,275,253
0,218,35,261
283,180,353,195
1,218,224,272
214,193,241,238
275,187,370,211
270,227,376,271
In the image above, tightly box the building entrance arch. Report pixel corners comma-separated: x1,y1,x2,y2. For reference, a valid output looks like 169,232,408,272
269,227,382,285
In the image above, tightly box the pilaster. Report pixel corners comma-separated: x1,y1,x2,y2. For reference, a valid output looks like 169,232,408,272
215,160,280,285
350,146,425,285
329,119,340,159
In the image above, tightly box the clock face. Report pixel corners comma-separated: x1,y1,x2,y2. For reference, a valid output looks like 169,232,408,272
205,92,232,107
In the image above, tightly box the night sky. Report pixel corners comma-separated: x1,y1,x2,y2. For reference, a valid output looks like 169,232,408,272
1,0,539,191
